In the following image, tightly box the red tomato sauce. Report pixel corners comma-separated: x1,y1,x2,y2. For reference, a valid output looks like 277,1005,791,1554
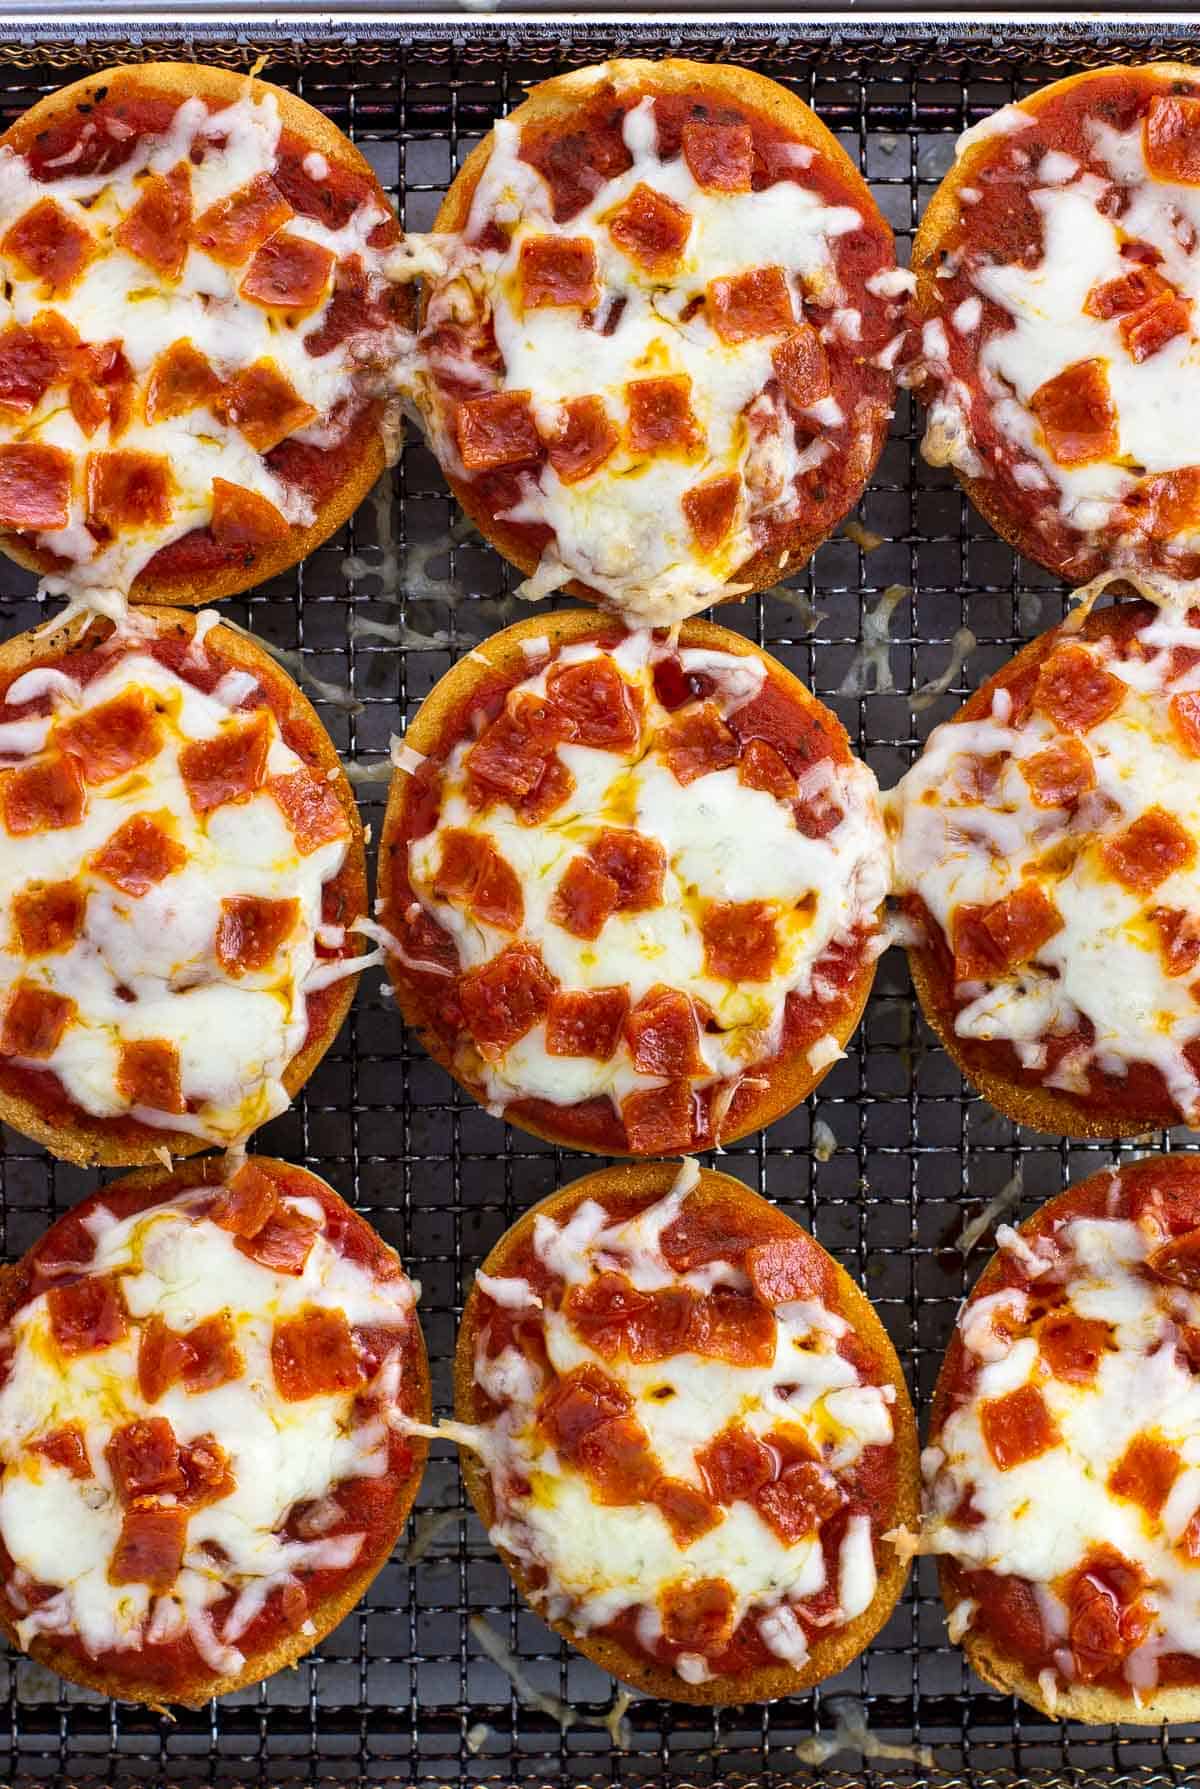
380,627,877,1152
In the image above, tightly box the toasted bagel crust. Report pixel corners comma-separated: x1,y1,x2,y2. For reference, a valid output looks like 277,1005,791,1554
379,608,880,1153
430,58,894,611
0,62,396,605
455,1161,919,1704
0,1155,430,1709
0,606,366,1166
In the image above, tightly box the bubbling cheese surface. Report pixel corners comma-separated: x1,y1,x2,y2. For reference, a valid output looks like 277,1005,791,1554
404,631,887,1141
917,68,1200,579
416,62,900,624
0,79,405,597
0,616,354,1143
888,601,1200,1124
0,1169,418,1678
469,1165,898,1684
922,1180,1200,1701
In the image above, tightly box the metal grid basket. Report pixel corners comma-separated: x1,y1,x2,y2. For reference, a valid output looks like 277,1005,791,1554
4,15,1200,1786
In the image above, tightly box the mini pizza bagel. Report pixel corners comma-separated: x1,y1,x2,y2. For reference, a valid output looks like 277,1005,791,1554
923,1153,1200,1722
0,1155,429,1708
415,58,903,625
913,63,1200,588
889,595,1200,1138
454,1159,918,1704
378,609,888,1156
0,61,409,606
0,605,365,1166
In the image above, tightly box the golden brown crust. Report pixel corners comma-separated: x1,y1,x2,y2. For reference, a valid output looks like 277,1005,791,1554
0,62,394,605
430,57,894,610
899,597,1185,1139
455,1161,919,1704
0,1154,430,1709
911,63,1200,584
0,606,366,1167
379,608,880,1154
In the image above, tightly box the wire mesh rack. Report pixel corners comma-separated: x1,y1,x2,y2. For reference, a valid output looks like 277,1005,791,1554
5,13,1200,1787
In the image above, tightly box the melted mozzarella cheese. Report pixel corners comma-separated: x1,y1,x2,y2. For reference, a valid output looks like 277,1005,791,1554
474,1165,892,1681
0,1184,416,1668
407,634,886,1116
0,621,350,1142
0,88,405,597
416,67,889,624
888,604,1200,1121
922,1210,1200,1690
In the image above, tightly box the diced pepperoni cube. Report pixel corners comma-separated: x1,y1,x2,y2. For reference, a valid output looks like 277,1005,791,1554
0,442,71,530
681,121,754,192
625,985,705,1076
745,1236,830,1305
217,359,317,453
467,694,570,799
86,451,172,533
456,390,541,471
1085,266,1172,320
1029,359,1118,467
215,894,300,975
192,172,293,266
550,855,619,940
516,754,574,824
519,235,598,309
545,986,630,1059
738,737,799,800
46,1275,126,1356
179,1433,235,1508
268,768,348,853
208,1158,278,1237
1122,294,1191,362
1151,906,1200,978
1038,1311,1112,1383
1068,1550,1151,1681
1147,1226,1200,1290
1101,806,1195,894
179,712,271,814
1020,736,1096,806
621,1078,696,1153
107,1416,184,1500
2,753,85,835
236,1203,320,1275
577,1415,660,1504
697,1423,776,1504
546,659,641,750
1172,691,1200,757
652,1477,721,1547
606,182,691,272
138,1314,192,1403
1142,465,1200,541
540,1363,631,1451
3,198,93,294
1,982,74,1058
116,1038,185,1113
240,232,335,311
682,472,740,553
92,813,186,896
658,704,739,785
756,1458,846,1542
660,1576,736,1652
545,394,619,485
701,899,779,981
0,321,59,414
564,1273,697,1363
109,1505,187,1590
1108,1432,1180,1517
435,829,524,932
1033,644,1123,733
1145,94,1200,183
31,1422,90,1479
975,883,1063,975
457,945,556,1054
587,829,665,910
12,879,85,956
272,1306,365,1400
689,1286,777,1366
708,267,795,344
625,375,702,455
143,339,223,423
210,478,290,550
980,1384,1060,1470
56,689,162,784
115,164,192,279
